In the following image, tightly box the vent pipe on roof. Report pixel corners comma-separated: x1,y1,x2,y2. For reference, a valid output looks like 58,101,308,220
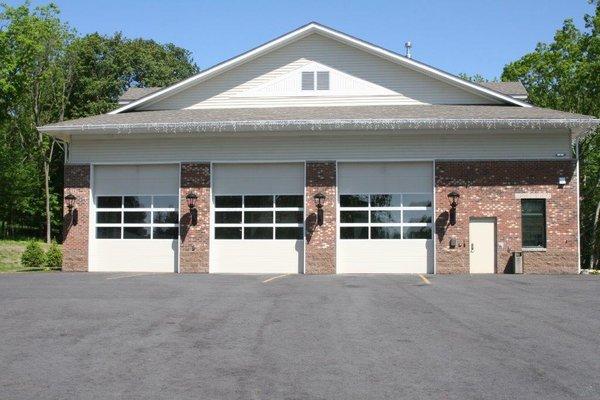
405,41,412,58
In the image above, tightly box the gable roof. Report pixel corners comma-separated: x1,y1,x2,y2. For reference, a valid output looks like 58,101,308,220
109,22,531,114
480,82,528,99
118,87,162,105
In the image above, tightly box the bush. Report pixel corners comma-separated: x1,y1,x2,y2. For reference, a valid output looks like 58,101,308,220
20,241,45,270
45,242,62,270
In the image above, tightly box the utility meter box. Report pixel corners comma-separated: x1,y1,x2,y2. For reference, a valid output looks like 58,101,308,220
513,252,523,274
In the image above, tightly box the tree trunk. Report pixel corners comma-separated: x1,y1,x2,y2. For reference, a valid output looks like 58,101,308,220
591,200,600,269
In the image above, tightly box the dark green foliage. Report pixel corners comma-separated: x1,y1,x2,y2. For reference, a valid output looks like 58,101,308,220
0,2,198,242
44,241,61,270
20,241,45,269
502,1,600,268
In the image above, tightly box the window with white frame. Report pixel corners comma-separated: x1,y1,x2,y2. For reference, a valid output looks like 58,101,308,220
301,71,330,91
214,195,304,240
338,193,433,240
95,195,179,239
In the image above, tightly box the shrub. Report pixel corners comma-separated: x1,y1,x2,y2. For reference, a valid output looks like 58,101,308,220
20,241,45,270
45,242,62,270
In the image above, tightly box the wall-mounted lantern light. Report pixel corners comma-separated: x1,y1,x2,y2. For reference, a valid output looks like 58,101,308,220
558,176,567,186
313,192,325,226
186,191,198,226
447,191,460,226
65,193,78,226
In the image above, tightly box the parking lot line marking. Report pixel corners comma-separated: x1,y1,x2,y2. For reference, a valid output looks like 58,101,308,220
106,273,156,280
418,274,431,285
262,274,289,283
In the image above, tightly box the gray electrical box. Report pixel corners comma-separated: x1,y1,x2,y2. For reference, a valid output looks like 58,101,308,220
513,252,523,274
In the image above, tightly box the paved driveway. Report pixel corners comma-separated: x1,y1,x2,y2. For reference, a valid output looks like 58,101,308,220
0,273,599,400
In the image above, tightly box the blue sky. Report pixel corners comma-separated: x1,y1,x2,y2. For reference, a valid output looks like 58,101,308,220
8,0,596,79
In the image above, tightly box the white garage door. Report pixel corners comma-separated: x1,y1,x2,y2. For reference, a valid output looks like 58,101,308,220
211,163,304,273
338,162,434,274
90,164,179,272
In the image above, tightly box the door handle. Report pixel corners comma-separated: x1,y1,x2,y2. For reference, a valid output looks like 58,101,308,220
470,243,474,252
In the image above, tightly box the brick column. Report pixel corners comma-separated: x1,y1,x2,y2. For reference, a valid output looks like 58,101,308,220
305,161,337,274
62,164,90,272
435,160,578,274
179,163,211,273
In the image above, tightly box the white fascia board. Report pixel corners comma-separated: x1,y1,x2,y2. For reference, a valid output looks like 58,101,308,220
110,23,530,114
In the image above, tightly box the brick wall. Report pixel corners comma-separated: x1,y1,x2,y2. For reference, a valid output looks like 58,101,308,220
179,163,211,273
435,160,578,274
305,162,337,274
62,164,90,272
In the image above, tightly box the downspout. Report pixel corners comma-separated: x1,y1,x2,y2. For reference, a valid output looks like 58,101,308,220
575,138,581,273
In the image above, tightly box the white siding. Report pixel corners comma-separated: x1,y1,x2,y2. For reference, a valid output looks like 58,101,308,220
69,131,572,164
141,34,497,110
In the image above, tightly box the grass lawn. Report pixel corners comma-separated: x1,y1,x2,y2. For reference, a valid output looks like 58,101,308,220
0,240,56,273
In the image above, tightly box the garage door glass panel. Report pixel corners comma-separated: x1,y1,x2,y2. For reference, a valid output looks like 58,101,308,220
403,226,432,239
215,212,242,224
371,211,401,223
245,227,272,239
403,210,432,223
275,195,303,208
97,212,121,223
124,212,150,223
215,196,242,208
276,227,303,239
370,194,402,207
276,211,303,223
214,194,303,240
371,227,402,239
215,227,242,239
340,195,368,207
123,227,151,239
245,211,273,224
341,226,369,239
153,196,178,209
403,194,432,207
124,196,151,208
97,196,121,208
153,211,178,224
339,193,432,240
95,195,178,240
96,227,121,239
340,211,368,223
153,227,178,239
244,196,273,208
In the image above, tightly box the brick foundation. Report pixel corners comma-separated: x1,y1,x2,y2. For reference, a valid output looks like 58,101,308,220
62,164,90,272
305,161,337,274
179,163,211,273
435,160,578,274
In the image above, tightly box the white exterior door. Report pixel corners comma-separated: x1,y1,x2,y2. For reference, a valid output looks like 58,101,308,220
90,164,179,272
469,218,496,274
337,162,434,274
211,163,304,273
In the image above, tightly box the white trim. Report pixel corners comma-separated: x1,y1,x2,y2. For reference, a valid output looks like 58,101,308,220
109,22,529,114
177,162,182,273
432,160,436,275
576,140,581,273
87,163,94,271
335,160,339,275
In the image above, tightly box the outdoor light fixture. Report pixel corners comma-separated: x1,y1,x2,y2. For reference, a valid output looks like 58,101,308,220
558,176,567,186
186,191,198,226
447,191,460,226
313,192,326,226
64,193,78,226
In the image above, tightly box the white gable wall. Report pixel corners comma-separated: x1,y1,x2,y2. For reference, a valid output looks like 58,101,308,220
141,34,499,110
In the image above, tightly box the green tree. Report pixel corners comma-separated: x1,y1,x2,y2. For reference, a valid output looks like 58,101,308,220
502,1,600,268
0,2,198,242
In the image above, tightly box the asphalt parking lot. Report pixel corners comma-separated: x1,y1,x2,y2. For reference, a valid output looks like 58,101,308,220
0,273,599,400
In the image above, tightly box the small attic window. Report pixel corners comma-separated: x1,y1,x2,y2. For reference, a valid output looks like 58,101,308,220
301,71,329,91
